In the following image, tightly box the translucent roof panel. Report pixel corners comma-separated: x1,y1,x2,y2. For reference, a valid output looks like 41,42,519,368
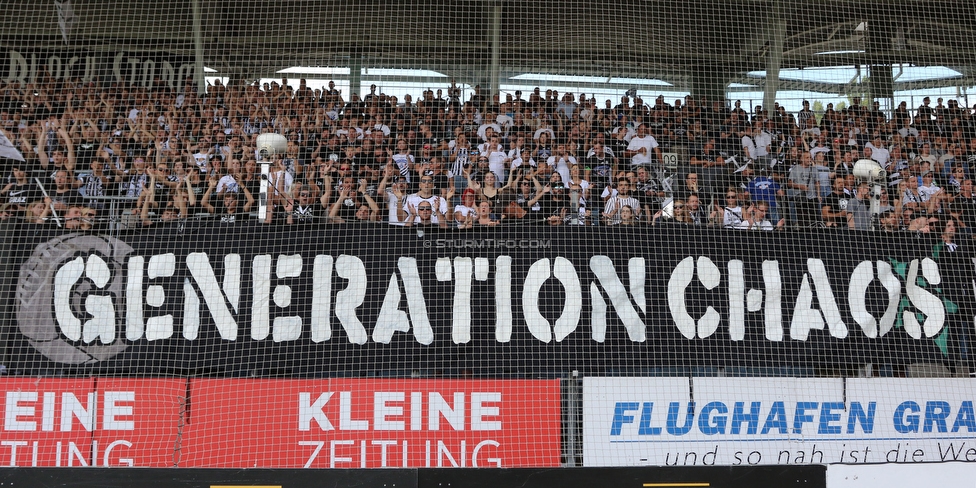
747,65,964,84
510,74,617,84
275,67,448,78
277,66,350,75
608,77,673,87
892,66,964,83
511,74,672,87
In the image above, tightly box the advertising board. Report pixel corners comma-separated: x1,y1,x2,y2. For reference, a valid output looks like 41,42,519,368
180,379,561,468
583,377,976,466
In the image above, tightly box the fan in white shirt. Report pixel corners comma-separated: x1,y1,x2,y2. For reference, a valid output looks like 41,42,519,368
477,118,502,142
918,172,941,201
479,136,510,184
546,144,578,184
625,124,662,167
865,135,890,166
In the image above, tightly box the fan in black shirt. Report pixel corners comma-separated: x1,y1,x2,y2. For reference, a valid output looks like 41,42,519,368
1,165,40,211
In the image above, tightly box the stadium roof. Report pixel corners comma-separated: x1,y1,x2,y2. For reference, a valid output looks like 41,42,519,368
2,0,975,94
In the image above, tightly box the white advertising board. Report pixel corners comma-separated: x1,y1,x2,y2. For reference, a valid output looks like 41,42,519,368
827,462,976,487
583,377,976,467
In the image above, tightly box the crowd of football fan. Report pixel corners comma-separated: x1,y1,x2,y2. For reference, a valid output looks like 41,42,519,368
0,76,973,245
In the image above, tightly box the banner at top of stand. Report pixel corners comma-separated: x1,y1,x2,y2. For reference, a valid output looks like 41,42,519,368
0,224,971,375
3,49,197,89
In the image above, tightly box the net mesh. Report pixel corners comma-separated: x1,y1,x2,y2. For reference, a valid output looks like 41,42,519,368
0,0,974,470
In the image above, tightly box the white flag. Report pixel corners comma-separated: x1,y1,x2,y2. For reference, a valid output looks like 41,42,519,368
0,129,25,162
54,0,77,44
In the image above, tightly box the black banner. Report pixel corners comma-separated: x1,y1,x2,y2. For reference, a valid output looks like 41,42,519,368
0,222,972,376
0,467,416,488
0,466,825,488
420,466,827,488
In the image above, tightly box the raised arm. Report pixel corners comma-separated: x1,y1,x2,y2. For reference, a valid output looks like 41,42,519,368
431,196,448,229
328,187,349,221
361,189,380,221
318,175,333,208
58,127,76,171
464,166,481,192
140,181,157,226
376,165,392,195
37,125,51,169
397,194,409,223
527,183,549,208
501,166,519,190
174,188,189,219
201,175,218,213
402,201,416,227
184,177,197,207
284,198,296,225
240,184,255,212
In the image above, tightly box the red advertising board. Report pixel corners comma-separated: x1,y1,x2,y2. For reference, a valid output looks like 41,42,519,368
0,378,185,467
0,378,95,467
180,379,561,468
90,378,186,467
2,378,560,468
